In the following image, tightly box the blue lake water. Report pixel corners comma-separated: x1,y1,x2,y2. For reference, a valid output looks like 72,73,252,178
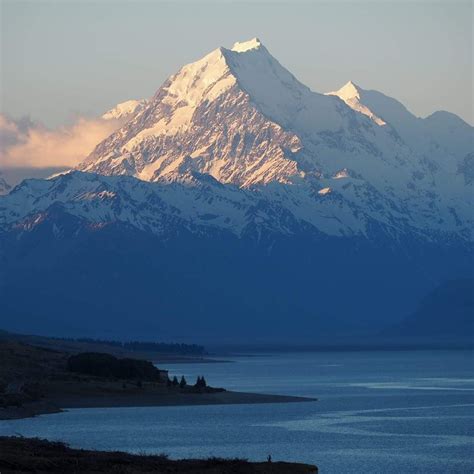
1,350,473,473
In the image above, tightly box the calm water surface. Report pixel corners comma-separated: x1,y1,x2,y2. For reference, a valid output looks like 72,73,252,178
1,350,473,473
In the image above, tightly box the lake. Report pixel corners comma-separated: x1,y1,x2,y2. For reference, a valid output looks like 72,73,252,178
1,350,473,473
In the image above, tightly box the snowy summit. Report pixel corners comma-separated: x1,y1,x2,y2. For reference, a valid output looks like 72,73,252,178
1,37,470,242
326,81,386,126
70,37,473,239
231,37,263,53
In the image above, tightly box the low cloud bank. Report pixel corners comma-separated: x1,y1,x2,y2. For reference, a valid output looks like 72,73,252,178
0,114,122,169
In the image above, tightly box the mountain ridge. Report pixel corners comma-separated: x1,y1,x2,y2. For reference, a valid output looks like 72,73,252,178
72,38,472,240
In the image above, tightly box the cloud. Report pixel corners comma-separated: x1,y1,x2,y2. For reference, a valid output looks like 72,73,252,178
0,114,122,169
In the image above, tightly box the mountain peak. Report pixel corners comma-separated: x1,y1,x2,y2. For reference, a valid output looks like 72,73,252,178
231,37,263,53
334,81,361,101
326,81,386,126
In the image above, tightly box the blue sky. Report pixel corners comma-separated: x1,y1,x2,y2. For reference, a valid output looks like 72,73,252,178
1,0,472,127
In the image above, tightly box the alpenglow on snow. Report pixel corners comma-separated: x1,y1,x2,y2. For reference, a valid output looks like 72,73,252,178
2,38,473,240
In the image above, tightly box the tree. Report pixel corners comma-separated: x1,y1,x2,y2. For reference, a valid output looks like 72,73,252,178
194,376,207,388
179,375,187,388
172,376,179,386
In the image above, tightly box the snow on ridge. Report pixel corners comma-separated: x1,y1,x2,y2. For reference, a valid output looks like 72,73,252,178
163,47,234,108
1,170,472,242
71,39,472,240
222,40,348,135
326,81,386,126
116,48,237,145
231,37,263,53
330,81,361,101
318,187,332,195
332,169,350,179
102,99,148,120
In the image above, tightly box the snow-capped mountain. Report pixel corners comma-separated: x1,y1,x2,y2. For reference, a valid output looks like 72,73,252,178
0,38,472,341
73,38,472,241
327,80,473,166
326,81,387,126
80,38,422,188
1,35,472,245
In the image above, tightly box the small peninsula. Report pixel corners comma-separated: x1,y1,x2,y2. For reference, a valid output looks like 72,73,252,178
0,338,316,420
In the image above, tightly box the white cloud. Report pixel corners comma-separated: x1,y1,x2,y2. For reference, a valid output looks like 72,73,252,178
0,114,123,169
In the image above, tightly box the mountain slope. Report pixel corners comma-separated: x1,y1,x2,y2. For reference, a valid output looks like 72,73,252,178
1,186,470,341
0,170,472,341
326,81,386,126
386,279,474,341
0,168,470,241
79,38,417,190
327,81,474,166
101,99,148,121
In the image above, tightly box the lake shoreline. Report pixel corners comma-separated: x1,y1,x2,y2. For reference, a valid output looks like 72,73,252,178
0,339,316,422
0,436,319,473
1,390,317,420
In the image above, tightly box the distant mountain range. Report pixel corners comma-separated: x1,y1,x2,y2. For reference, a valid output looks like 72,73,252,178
0,38,472,342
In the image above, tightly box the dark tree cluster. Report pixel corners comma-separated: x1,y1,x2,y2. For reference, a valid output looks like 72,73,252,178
194,376,207,388
167,375,189,389
67,352,162,381
170,376,178,386
59,337,206,355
